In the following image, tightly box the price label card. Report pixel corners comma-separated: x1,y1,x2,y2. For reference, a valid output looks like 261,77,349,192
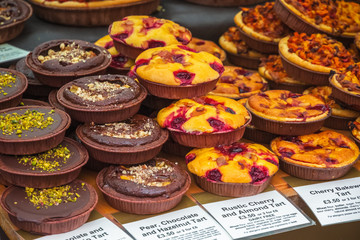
193,190,312,239
122,205,231,240
293,177,360,226
0,44,29,64
37,217,132,240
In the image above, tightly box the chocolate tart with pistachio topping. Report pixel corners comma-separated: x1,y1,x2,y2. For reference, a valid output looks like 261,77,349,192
76,114,168,164
0,180,97,235
0,68,28,110
0,106,71,155
0,137,88,188
57,74,147,124
97,158,190,214
26,39,111,88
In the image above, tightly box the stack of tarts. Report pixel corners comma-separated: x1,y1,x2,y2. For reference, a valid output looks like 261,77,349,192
0,106,98,235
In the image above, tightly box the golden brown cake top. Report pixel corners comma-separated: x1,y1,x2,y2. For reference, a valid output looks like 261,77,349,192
209,66,268,99
246,90,330,122
350,116,360,141
186,142,279,183
109,16,192,50
187,37,226,62
271,130,359,168
133,45,224,86
157,95,250,134
331,62,360,96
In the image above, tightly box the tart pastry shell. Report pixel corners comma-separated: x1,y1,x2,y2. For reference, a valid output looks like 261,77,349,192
0,68,28,110
330,74,360,111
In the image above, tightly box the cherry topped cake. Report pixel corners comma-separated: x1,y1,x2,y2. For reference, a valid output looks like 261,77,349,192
109,15,192,58
26,39,111,87
97,158,190,214
271,130,360,180
186,142,279,197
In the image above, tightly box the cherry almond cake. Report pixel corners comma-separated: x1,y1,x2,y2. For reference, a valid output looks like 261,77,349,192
271,131,360,180
186,142,279,197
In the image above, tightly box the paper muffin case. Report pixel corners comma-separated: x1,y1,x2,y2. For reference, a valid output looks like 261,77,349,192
268,79,310,94
137,75,219,99
194,175,272,197
330,75,360,111
161,137,193,157
279,51,330,86
141,94,175,111
226,51,262,70
324,114,357,130
243,125,277,144
85,156,110,172
96,167,191,214
112,39,145,59
29,0,160,27
237,27,279,54
0,69,28,110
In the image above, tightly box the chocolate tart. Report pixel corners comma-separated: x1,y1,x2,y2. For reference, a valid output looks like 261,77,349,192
0,137,88,188
48,90,64,111
15,58,55,98
0,106,71,155
274,0,359,43
184,0,265,7
246,90,331,135
271,131,360,180
76,115,169,164
96,158,191,214
29,0,160,26
0,0,32,44
57,75,147,124
0,68,28,110
19,98,50,107
186,142,279,197
26,39,111,88
0,180,97,235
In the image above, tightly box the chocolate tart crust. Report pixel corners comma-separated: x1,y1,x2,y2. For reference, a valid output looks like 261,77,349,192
0,68,28,110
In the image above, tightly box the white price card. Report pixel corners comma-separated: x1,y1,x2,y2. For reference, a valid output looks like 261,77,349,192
197,190,312,239
294,177,360,226
123,205,232,240
37,217,132,240
0,44,29,64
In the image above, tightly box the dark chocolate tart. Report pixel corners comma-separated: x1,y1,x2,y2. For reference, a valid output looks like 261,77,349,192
25,39,111,88
76,115,169,164
0,68,28,110
96,158,191,214
0,106,71,155
0,0,33,44
0,137,88,188
0,180,97,235
57,75,147,123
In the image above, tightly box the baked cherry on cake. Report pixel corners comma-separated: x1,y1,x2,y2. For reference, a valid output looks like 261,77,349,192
132,44,224,99
0,180,97,235
209,66,268,99
271,130,360,180
246,90,330,135
258,55,309,93
157,95,250,147
95,35,134,73
186,142,279,197
234,2,291,53
26,39,111,87
0,68,27,110
109,15,192,58
187,37,226,62
96,158,190,214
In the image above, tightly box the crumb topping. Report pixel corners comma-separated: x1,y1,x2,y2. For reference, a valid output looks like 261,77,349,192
0,72,16,96
95,119,154,139
37,42,96,64
18,145,71,172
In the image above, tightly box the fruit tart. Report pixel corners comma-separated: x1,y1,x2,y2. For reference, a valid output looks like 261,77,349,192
132,44,224,99
219,26,265,69
109,15,192,59
0,180,97,235
157,95,251,148
96,158,190,214
246,90,330,135
279,32,355,85
57,74,147,123
234,2,291,53
0,68,27,110
186,142,279,197
26,39,111,87
271,130,360,180
209,66,268,99
187,37,226,62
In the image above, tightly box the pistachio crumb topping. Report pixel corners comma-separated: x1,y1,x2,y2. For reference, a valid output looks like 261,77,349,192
120,161,173,187
0,72,16,96
25,185,83,209
69,81,130,102
37,42,96,64
0,110,54,137
18,145,71,172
